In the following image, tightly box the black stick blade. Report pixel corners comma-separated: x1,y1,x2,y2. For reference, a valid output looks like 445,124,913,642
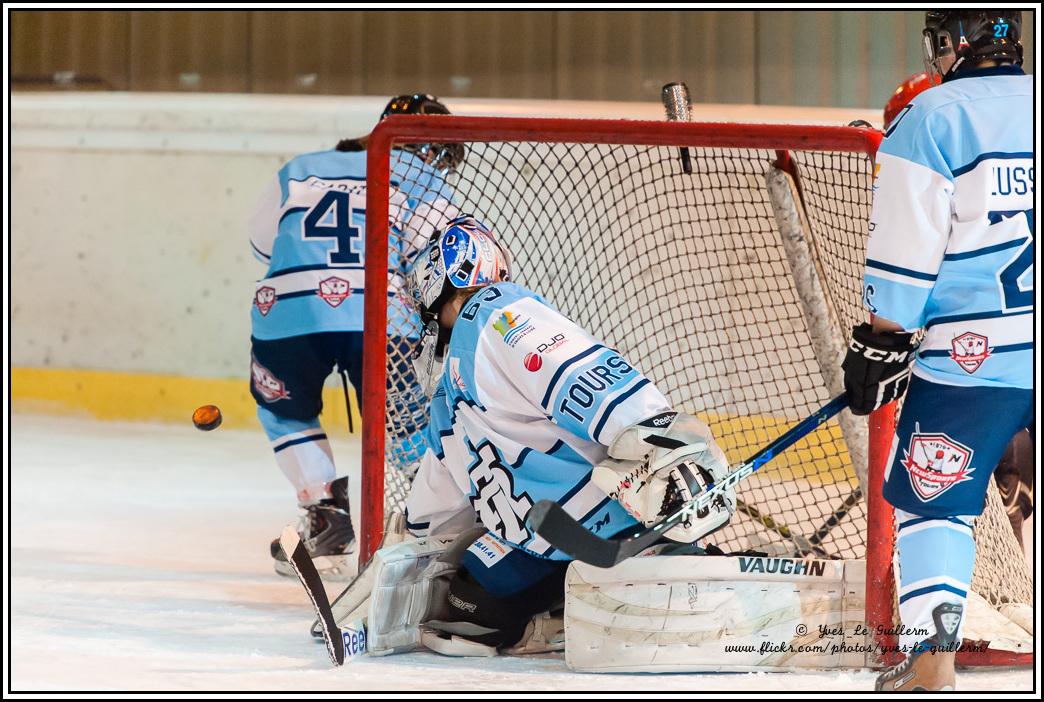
526,500,624,568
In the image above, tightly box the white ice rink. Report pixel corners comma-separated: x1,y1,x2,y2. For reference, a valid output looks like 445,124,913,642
8,413,1034,692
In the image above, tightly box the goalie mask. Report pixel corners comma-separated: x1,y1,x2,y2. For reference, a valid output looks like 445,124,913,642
407,215,513,393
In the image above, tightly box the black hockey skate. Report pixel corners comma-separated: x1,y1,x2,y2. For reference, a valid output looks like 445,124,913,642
271,476,357,581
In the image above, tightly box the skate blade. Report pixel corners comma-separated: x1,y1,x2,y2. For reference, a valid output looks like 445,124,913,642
274,553,358,581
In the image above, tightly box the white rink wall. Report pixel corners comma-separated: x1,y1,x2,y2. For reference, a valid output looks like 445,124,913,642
10,93,881,378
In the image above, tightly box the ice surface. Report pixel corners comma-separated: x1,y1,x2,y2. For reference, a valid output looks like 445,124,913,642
8,414,1033,692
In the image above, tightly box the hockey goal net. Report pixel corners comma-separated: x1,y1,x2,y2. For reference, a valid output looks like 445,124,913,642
361,115,1032,668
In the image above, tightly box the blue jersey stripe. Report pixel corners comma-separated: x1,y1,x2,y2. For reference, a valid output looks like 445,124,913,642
898,583,967,605
591,378,652,443
987,210,1030,226
897,515,973,532
250,240,271,261
920,342,1033,358
951,151,1034,178
266,262,360,278
273,433,328,453
539,344,606,410
865,259,939,281
277,206,309,224
926,309,1031,328
942,237,1028,261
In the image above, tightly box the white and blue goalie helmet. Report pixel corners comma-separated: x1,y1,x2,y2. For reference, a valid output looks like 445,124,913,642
407,215,513,393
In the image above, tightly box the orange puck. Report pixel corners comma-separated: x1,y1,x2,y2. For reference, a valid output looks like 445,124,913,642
193,404,223,431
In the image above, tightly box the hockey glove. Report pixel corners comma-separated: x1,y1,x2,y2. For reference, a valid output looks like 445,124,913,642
591,412,735,543
842,323,917,416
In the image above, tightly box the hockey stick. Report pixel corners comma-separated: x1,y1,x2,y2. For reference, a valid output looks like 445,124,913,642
279,525,345,666
525,393,850,568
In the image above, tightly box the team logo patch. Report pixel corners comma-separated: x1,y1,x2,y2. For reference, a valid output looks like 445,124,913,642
317,276,351,307
492,310,533,347
254,286,276,316
524,353,542,372
901,429,975,502
251,357,291,403
949,332,991,374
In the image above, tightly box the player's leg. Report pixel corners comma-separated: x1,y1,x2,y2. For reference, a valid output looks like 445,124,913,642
429,532,568,651
875,375,1034,691
251,334,356,578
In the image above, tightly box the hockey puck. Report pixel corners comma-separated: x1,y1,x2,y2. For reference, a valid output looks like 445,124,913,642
192,404,223,431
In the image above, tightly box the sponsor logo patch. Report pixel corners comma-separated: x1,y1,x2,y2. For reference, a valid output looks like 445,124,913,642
901,429,975,502
341,621,367,662
467,533,509,567
251,357,291,402
949,332,991,374
492,310,533,347
738,557,828,577
317,276,351,307
535,333,569,354
254,286,276,316
524,353,542,372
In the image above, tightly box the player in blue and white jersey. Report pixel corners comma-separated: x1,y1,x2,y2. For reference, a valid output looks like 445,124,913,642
840,11,1032,691
401,216,736,651
248,94,461,579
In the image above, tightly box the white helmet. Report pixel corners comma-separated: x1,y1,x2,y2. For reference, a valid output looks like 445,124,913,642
407,215,513,393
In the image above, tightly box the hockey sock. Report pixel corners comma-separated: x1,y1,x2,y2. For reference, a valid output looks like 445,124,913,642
258,408,337,503
894,508,976,651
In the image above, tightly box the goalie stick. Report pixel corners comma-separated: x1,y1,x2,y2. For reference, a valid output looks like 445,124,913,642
279,525,345,666
525,393,850,568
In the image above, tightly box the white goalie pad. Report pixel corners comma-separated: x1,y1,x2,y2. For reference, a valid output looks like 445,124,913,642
365,535,458,655
565,555,869,672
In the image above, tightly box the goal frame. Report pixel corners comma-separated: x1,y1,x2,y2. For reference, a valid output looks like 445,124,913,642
361,114,1031,669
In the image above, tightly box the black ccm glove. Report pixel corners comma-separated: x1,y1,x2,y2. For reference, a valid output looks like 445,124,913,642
842,323,917,416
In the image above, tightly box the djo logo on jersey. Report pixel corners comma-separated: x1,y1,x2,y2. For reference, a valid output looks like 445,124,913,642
535,333,568,354
950,332,991,374
317,276,351,308
254,286,276,316
251,357,291,403
492,310,533,347
524,353,542,372
901,429,975,502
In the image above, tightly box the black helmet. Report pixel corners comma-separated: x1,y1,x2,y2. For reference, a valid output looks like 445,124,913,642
380,93,451,119
337,93,463,173
923,11,1023,80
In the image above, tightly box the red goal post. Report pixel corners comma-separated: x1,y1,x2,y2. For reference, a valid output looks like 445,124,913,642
361,114,1031,669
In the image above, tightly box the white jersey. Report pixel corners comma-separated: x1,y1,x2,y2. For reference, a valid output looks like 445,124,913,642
405,282,672,559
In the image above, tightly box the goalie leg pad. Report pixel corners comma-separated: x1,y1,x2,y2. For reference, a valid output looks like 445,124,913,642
564,554,868,672
363,533,464,655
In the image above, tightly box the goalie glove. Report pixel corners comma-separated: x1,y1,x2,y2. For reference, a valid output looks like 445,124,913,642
842,323,917,416
591,412,735,544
